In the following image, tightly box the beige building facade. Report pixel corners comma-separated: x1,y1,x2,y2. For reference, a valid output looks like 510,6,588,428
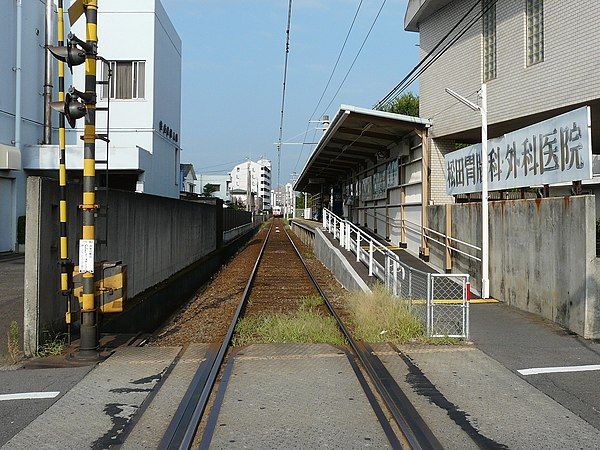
406,0,600,203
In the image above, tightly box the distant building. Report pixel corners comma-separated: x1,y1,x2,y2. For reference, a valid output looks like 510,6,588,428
271,183,295,216
196,174,230,201
180,164,196,194
228,159,272,211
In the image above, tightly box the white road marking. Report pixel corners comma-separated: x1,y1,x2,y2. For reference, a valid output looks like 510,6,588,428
517,365,600,376
0,391,60,401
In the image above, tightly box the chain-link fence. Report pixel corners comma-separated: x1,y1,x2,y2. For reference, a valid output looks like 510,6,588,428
429,274,469,338
323,208,470,339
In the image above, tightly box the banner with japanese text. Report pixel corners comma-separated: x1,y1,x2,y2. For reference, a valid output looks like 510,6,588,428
445,107,592,195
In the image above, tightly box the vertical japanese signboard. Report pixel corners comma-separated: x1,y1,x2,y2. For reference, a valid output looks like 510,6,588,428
361,176,372,201
445,107,593,195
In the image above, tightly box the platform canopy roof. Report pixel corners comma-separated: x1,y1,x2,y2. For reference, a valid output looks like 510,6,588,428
294,105,431,193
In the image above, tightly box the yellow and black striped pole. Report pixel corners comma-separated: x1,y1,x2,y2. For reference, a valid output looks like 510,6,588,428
57,0,72,324
79,0,99,356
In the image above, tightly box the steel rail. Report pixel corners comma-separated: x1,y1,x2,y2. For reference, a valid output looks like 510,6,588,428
282,225,443,450
158,222,273,450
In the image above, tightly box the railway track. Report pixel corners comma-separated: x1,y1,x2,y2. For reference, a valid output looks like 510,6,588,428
158,218,442,450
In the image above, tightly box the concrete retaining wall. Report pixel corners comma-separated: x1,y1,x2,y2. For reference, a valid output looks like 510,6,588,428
290,221,315,248
427,196,600,338
313,228,370,293
24,177,218,354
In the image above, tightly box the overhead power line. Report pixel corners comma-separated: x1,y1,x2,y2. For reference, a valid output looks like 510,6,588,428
375,0,497,111
320,0,388,117
294,0,365,174
276,0,293,189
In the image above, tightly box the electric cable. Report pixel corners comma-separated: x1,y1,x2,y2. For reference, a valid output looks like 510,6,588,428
276,0,293,190
375,0,482,109
320,0,388,117
294,0,365,174
375,0,498,110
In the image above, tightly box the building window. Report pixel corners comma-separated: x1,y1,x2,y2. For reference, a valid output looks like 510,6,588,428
101,61,145,100
482,0,497,82
526,0,544,66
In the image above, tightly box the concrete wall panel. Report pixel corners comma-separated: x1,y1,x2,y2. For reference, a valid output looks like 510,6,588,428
427,196,599,338
24,177,217,353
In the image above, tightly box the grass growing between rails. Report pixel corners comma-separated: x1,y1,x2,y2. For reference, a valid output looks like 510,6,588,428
347,284,424,345
233,296,344,346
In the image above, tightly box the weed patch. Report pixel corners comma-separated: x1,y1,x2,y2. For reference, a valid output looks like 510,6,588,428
347,284,423,344
36,331,68,357
300,295,324,310
7,321,21,364
233,310,345,346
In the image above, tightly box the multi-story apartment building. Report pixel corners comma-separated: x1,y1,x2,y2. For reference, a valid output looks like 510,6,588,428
228,159,272,210
0,0,181,252
23,0,182,198
405,0,600,204
271,183,296,216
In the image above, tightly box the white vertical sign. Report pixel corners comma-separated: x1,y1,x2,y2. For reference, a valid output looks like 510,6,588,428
79,239,95,273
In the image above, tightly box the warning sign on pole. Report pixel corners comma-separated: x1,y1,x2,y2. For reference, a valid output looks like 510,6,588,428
78,239,95,273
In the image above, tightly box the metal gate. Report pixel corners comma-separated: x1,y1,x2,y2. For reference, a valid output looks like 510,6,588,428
428,274,470,338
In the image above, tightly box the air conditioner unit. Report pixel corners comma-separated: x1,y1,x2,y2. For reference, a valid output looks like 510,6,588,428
0,144,21,170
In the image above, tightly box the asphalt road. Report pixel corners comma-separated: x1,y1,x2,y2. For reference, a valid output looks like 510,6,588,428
470,302,600,430
0,366,92,446
0,254,24,364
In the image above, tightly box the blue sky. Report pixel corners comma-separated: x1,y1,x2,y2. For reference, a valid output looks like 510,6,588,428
161,0,419,186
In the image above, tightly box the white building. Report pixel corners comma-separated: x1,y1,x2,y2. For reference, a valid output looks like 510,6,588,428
0,0,182,252
271,183,295,216
180,163,196,194
228,159,272,210
0,1,49,252
196,174,230,201
23,0,182,197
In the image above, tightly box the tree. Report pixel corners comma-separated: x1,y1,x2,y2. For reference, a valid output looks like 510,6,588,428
201,183,218,197
381,92,419,117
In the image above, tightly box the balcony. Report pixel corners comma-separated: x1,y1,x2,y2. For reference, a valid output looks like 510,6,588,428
22,144,152,172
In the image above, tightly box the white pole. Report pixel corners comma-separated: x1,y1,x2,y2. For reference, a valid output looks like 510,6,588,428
369,240,374,277
356,233,361,262
346,221,351,251
293,189,297,219
481,84,490,299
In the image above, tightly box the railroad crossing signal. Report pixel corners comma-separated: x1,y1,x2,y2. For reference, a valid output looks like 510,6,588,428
47,33,92,73
49,89,87,128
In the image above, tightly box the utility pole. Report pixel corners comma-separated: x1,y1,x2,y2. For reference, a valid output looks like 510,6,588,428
445,84,490,299
246,160,251,212
79,0,99,357
50,0,104,357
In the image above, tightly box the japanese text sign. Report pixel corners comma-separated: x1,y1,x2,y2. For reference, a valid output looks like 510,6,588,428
445,107,592,195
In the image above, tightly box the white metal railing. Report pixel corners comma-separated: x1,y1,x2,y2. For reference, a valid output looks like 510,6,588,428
323,208,470,338
363,209,482,262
